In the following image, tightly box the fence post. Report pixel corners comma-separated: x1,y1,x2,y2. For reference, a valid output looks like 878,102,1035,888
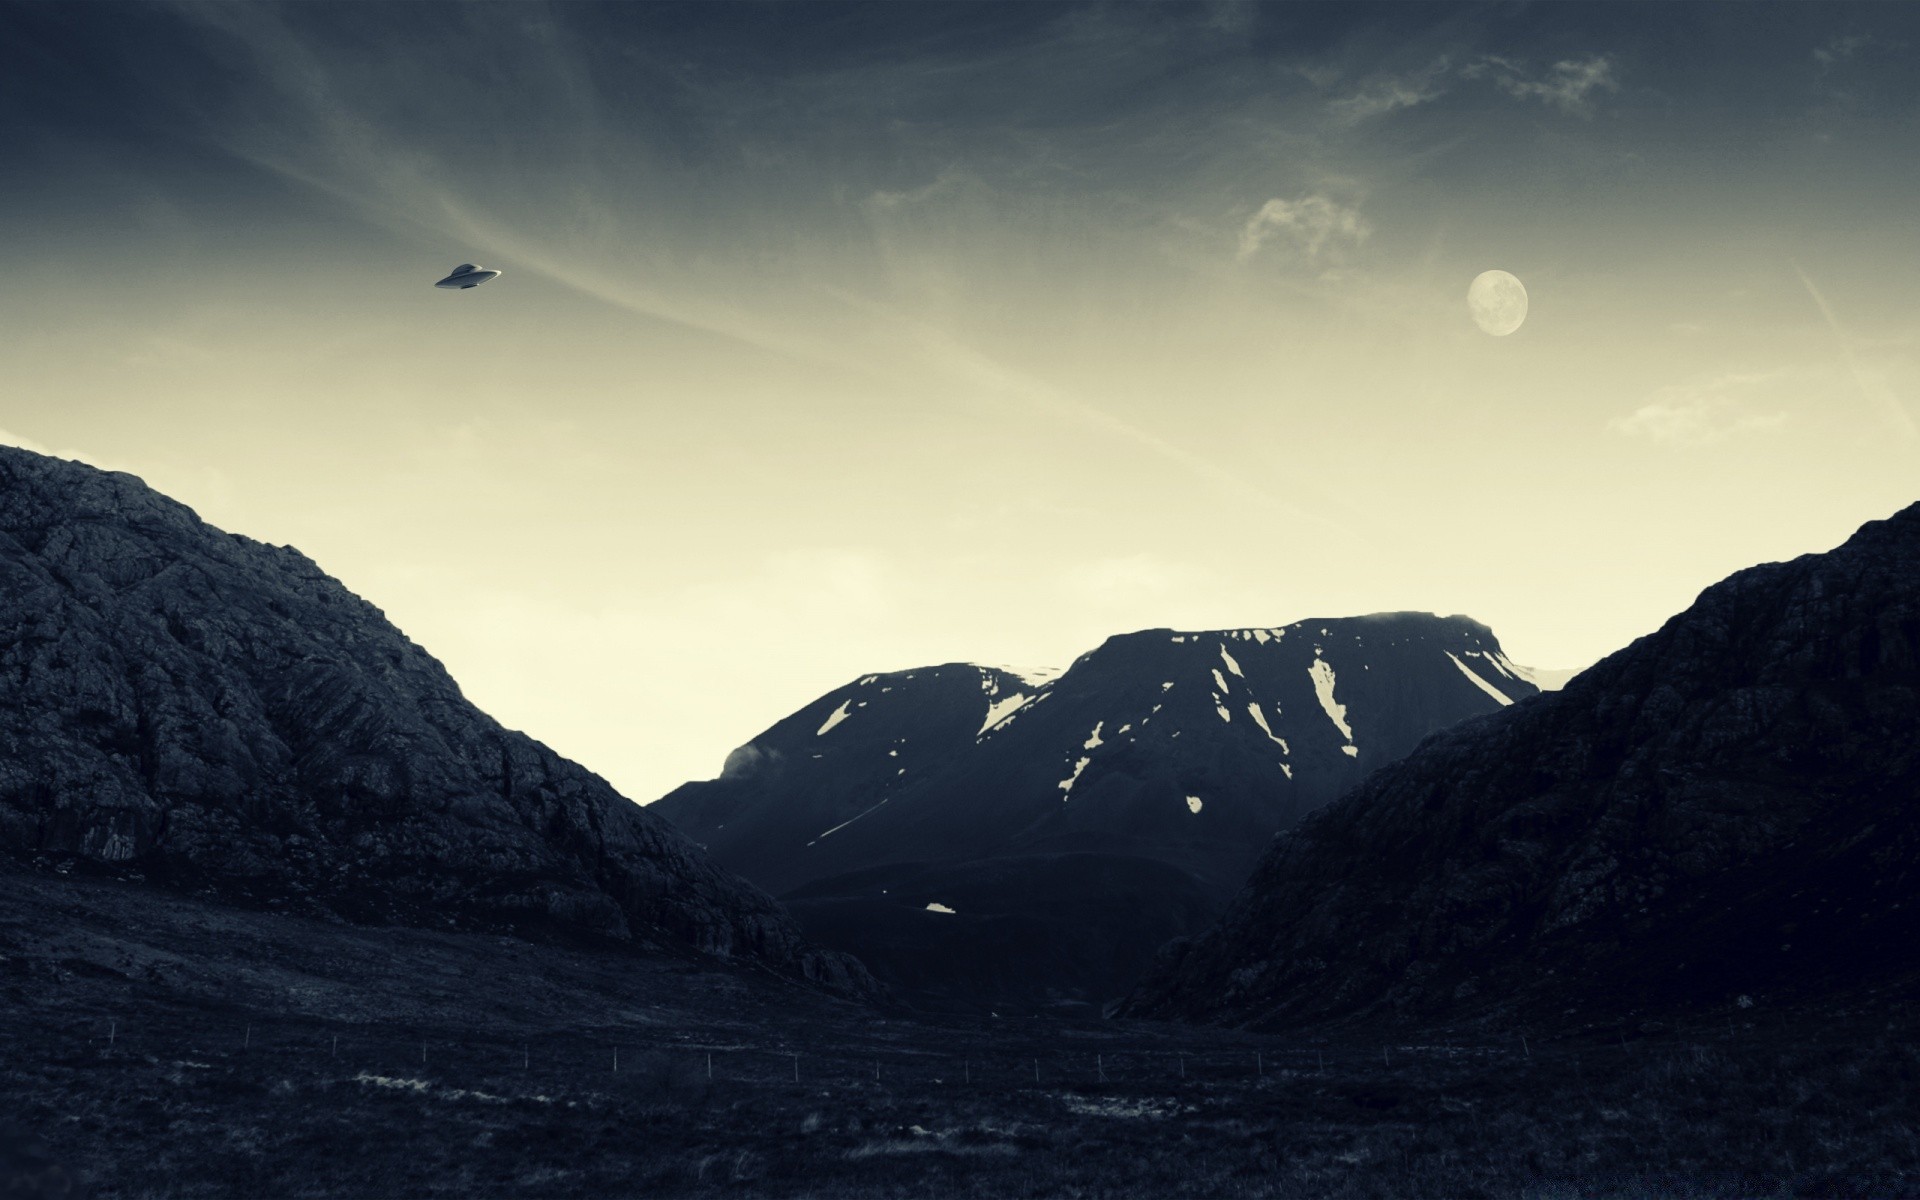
707,1052,713,1082
244,1024,251,1052
1256,1051,1262,1079
613,1047,619,1073
793,1053,799,1084
1097,1054,1105,1083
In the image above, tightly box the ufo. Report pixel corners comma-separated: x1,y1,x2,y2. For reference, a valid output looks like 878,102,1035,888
433,262,501,290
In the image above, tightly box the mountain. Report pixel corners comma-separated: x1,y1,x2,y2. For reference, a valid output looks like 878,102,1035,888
652,613,1554,1009
0,447,871,995
1121,502,1920,1029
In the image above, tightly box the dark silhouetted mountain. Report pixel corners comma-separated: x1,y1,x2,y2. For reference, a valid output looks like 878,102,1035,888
0,447,871,996
1121,503,1920,1029
652,614,1552,1009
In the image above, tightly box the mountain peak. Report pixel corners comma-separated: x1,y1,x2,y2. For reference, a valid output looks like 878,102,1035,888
653,607,1542,1008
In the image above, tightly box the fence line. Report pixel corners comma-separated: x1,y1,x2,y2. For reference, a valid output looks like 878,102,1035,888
59,1014,1681,1096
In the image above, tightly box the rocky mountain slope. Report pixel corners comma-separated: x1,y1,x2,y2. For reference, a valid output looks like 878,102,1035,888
0,447,870,994
653,613,1554,1008
1121,502,1920,1029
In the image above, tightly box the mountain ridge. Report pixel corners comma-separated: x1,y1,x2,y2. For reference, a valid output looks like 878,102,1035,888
0,446,873,996
653,610,1553,1007
1120,500,1920,1028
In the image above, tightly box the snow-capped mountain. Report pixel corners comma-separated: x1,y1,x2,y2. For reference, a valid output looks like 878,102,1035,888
652,612,1564,1009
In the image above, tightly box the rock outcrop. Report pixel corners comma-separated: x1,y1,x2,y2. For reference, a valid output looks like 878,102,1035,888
0,447,872,996
1122,502,1920,1027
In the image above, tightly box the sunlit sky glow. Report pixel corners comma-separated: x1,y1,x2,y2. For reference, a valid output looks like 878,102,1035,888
3,1,1917,803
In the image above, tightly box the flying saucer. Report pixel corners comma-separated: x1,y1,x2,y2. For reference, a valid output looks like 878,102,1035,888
433,263,501,290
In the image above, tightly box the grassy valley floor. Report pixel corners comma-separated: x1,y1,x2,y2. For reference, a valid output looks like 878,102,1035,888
1,868,1914,1199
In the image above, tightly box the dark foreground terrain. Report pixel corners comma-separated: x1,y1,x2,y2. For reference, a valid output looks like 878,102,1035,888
2,867,1915,1199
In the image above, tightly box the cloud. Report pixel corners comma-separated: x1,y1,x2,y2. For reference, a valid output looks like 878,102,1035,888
1327,59,1451,124
1465,54,1618,115
720,743,781,780
1608,372,1788,446
1237,194,1371,263
1812,33,1875,68
1056,554,1184,608
1794,264,1919,440
168,3,1344,523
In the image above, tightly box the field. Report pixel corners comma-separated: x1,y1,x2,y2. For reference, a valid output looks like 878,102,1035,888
2,867,1915,1199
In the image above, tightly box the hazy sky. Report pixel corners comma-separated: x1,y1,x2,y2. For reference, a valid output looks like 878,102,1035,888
4,2,1917,804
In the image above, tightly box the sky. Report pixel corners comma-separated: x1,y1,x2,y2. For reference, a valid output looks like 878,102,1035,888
2,1,1917,804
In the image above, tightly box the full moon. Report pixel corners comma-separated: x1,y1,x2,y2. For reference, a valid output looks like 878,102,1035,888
1468,270,1528,336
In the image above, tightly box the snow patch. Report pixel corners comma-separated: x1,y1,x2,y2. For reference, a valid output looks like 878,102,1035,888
1170,635,1187,644
816,700,853,737
1466,650,1517,681
1083,721,1105,750
1058,756,1092,796
1279,763,1293,779
811,796,891,843
1219,644,1244,678
1246,703,1290,753
1252,629,1271,644
1211,668,1232,694
1215,702,1232,724
925,902,956,915
1341,745,1359,758
1185,795,1203,814
1307,657,1354,741
1446,651,1513,706
979,692,1031,736
1507,659,1580,691
984,663,1064,689
1160,681,1175,692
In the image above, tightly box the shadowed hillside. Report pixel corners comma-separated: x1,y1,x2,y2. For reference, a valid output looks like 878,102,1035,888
0,447,870,994
1123,501,1920,1029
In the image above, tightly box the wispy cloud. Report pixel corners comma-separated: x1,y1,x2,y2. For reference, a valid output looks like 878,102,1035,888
1793,265,1919,440
1608,372,1788,446
165,2,1345,522
1327,59,1451,124
1464,54,1618,115
1813,33,1876,68
1236,194,1371,263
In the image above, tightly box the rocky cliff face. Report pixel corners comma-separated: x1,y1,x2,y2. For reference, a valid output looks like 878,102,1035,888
0,447,871,995
1122,503,1920,1028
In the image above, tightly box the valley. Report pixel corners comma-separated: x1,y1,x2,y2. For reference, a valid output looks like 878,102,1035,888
6,866,1913,1199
